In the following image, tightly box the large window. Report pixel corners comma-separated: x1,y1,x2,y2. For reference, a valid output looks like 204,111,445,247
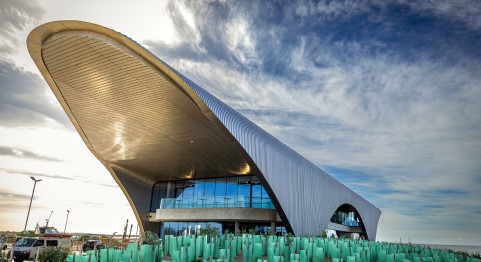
161,221,222,236
151,175,274,211
160,221,287,237
330,204,362,227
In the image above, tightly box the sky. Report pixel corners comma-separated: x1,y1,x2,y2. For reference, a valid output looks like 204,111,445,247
0,0,480,245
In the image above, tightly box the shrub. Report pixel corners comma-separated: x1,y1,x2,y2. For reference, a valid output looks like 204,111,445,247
144,231,161,245
321,230,328,238
0,250,9,262
37,246,69,262
199,225,219,237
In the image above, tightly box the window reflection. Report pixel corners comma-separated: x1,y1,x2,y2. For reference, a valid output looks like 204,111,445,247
151,175,275,211
161,221,223,237
330,204,362,227
160,221,287,237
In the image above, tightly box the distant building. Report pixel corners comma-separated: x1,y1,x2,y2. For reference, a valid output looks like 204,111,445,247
28,21,381,240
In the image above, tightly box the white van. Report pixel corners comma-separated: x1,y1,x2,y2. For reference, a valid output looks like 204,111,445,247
11,237,72,262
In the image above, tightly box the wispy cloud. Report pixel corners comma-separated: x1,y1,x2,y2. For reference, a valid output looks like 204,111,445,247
0,60,72,128
0,146,62,162
142,0,481,242
0,167,117,188
0,187,48,212
291,0,372,19
0,0,478,244
0,190,31,201
97,183,117,188
0,0,44,59
0,167,75,181
400,0,481,30
85,180,117,188
0,2,69,129
0,190,33,211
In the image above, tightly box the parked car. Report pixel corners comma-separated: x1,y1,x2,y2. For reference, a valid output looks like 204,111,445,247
10,237,72,262
82,240,105,252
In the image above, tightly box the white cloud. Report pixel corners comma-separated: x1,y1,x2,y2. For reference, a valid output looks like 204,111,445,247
147,1,180,46
401,0,481,30
165,1,206,53
163,28,481,199
0,0,45,60
1,0,480,244
0,60,72,128
166,21,481,244
293,0,372,19
223,16,259,65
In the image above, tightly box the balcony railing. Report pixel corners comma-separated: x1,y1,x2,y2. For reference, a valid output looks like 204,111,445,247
159,195,274,210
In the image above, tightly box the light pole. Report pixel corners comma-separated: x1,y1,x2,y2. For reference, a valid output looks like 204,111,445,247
24,176,42,232
64,210,71,233
45,210,53,227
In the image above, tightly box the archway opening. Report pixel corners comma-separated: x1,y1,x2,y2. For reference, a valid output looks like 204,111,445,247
329,204,369,240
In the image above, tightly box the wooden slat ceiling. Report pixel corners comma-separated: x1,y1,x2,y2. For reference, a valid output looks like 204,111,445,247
42,33,251,183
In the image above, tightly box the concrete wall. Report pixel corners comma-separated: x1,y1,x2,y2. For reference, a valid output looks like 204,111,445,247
152,208,282,223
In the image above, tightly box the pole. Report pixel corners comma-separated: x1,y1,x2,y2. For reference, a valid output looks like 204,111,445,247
45,210,53,227
64,210,71,233
122,219,128,241
24,177,42,232
128,224,133,239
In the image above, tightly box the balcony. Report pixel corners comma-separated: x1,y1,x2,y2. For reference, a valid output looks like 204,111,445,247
158,195,275,210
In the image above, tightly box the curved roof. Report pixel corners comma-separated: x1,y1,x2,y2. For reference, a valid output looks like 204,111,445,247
28,20,381,240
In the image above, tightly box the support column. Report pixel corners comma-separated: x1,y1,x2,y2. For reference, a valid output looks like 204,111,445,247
270,221,276,235
235,221,239,235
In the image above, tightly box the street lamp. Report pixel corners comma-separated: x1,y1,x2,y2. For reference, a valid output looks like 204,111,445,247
64,210,71,233
24,176,42,232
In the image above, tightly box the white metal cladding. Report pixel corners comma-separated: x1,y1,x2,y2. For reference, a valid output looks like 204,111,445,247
167,67,382,240
28,21,381,240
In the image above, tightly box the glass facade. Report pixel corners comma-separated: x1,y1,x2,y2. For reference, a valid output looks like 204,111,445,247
161,221,223,236
330,204,362,227
160,221,287,237
152,175,288,237
150,175,274,211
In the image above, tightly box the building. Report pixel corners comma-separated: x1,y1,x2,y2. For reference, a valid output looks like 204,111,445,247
27,21,381,240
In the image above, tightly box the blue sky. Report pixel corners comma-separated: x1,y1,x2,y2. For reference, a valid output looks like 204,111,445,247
0,0,480,245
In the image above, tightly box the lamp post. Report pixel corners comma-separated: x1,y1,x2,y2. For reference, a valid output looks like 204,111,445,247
45,210,53,227
24,176,42,232
64,210,70,233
